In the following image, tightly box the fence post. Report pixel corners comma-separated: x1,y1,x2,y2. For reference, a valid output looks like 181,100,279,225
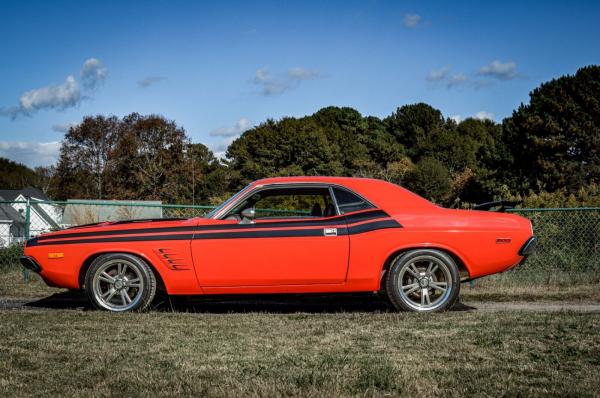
22,198,30,282
24,198,31,240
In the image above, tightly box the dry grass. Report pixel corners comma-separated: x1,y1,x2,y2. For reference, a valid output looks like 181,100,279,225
1,267,599,396
0,269,64,298
0,310,599,397
463,269,600,302
462,281,600,302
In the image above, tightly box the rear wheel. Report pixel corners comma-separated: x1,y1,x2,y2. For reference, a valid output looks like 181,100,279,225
386,249,460,312
85,253,156,312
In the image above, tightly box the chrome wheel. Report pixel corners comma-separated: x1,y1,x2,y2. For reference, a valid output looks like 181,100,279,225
92,259,144,312
397,255,453,311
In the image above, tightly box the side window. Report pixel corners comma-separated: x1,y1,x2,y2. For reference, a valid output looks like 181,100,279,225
332,187,374,214
227,186,338,220
253,193,325,218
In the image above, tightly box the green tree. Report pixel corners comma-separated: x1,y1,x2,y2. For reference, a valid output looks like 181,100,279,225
0,157,52,192
227,107,404,187
506,65,600,193
405,157,451,202
384,103,445,158
50,113,224,203
185,143,235,204
111,113,189,202
226,115,344,183
50,115,119,200
450,118,515,203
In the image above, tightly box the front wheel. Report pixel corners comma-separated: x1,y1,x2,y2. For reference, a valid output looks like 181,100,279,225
85,253,157,312
385,249,460,312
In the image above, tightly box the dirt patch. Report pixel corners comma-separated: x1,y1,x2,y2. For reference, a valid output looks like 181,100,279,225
464,301,600,312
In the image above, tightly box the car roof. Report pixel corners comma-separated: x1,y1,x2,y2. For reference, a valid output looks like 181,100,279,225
254,176,373,185
252,176,437,212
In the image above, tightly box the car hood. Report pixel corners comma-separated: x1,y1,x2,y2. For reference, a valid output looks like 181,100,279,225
29,217,202,243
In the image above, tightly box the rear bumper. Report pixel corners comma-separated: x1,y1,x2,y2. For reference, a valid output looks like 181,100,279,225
518,236,537,264
519,236,537,256
20,256,42,273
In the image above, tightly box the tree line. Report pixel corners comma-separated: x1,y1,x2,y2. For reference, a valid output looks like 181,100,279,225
3,65,600,207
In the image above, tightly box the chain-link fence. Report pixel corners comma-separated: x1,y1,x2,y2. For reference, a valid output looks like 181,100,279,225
0,200,216,279
0,199,214,247
504,208,600,283
0,200,598,284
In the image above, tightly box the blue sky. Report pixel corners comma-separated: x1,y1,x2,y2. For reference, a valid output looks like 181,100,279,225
1,0,599,167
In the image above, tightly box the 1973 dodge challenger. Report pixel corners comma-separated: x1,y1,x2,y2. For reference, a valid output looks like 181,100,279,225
20,176,536,313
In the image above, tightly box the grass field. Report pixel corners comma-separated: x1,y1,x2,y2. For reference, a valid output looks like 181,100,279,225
0,269,59,299
1,266,599,396
0,310,599,397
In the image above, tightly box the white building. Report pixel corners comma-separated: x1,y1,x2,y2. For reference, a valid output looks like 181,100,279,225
0,187,61,247
0,198,26,247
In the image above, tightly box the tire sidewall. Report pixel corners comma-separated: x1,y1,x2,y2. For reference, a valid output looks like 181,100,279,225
85,253,156,312
386,249,460,313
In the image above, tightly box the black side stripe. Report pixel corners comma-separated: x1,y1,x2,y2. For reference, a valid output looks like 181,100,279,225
345,210,388,224
29,234,194,246
193,228,343,240
347,219,401,234
34,225,196,241
27,219,401,246
33,209,390,242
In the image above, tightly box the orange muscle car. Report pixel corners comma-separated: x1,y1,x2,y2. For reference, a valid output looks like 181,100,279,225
21,176,536,312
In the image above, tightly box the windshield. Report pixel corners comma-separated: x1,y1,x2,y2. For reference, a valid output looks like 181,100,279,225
205,184,252,219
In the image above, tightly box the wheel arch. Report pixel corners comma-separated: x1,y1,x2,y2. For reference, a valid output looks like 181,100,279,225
78,250,166,292
378,245,471,291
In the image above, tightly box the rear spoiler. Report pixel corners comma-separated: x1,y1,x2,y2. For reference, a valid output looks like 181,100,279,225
472,200,519,212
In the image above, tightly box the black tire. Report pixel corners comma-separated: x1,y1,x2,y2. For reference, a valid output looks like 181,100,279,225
385,249,460,312
85,253,157,312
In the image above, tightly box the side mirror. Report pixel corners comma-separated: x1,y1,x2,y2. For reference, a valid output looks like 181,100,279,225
240,208,256,224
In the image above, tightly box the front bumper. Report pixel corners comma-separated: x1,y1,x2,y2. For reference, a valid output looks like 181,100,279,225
20,256,42,273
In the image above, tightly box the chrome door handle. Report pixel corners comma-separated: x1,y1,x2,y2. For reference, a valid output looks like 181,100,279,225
324,228,337,236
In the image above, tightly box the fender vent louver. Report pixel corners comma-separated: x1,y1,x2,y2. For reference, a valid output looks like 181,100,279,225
154,248,190,270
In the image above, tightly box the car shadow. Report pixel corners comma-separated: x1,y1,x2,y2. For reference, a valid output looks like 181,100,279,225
24,291,476,313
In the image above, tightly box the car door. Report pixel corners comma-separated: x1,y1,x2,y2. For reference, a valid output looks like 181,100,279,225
191,185,350,287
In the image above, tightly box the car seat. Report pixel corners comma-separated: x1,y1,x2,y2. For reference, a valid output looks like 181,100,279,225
310,203,323,217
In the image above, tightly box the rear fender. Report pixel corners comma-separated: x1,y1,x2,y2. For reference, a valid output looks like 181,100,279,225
379,243,473,280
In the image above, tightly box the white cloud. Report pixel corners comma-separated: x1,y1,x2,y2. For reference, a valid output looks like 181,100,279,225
1,58,107,119
403,14,421,28
426,66,450,82
451,112,496,124
478,60,518,80
137,76,165,88
426,68,490,90
287,67,320,80
209,118,252,137
15,75,81,117
209,118,253,159
252,67,321,96
253,68,287,95
450,115,463,124
52,122,79,133
0,141,60,167
255,68,270,82
447,74,469,88
474,111,495,121
211,136,240,160
81,58,107,89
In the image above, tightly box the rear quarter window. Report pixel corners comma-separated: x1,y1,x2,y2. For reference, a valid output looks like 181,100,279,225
332,187,374,214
